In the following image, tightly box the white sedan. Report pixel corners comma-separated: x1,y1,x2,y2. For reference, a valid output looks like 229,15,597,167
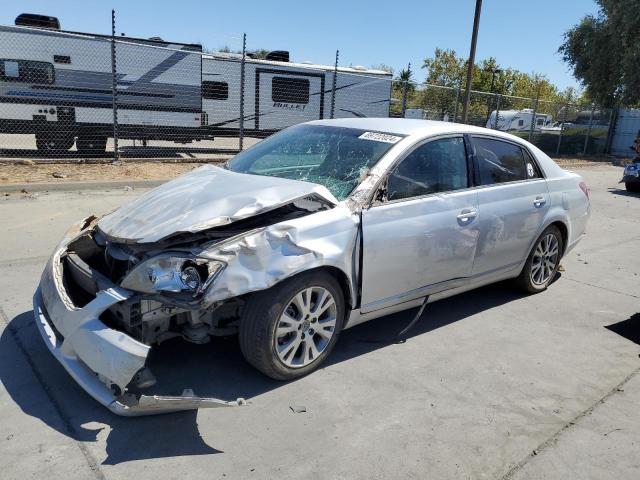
34,118,591,415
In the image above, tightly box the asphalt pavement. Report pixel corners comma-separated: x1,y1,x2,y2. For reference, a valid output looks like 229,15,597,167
0,165,638,480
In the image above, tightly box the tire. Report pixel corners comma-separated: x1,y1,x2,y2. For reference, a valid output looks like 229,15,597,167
516,225,564,294
35,133,74,153
625,182,640,193
77,135,107,155
239,270,345,380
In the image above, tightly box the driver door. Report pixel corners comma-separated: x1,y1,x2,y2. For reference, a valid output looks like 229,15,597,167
360,136,480,313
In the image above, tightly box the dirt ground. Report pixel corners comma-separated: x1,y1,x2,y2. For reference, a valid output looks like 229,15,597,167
0,161,220,184
0,157,614,185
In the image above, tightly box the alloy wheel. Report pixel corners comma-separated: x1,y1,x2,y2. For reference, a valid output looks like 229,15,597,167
274,286,338,368
531,233,559,285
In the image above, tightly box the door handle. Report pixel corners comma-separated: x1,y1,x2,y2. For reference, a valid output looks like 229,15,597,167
533,195,546,208
457,209,477,224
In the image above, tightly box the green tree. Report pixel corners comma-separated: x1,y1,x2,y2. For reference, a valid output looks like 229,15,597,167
559,0,640,107
420,48,465,119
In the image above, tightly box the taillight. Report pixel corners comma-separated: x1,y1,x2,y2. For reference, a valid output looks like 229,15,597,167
579,181,589,199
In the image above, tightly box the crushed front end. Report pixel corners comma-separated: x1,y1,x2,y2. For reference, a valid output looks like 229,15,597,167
33,217,246,415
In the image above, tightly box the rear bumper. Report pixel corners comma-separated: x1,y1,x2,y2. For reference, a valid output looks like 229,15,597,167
34,246,244,416
622,174,640,184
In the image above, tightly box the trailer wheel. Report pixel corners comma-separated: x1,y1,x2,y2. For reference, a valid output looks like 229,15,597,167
77,135,107,155
35,133,75,154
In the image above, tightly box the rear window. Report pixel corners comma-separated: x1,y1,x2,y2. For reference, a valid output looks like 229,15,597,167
474,137,526,185
0,59,54,84
272,77,309,104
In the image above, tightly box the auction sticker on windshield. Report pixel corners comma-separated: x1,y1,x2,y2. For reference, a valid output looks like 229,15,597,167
358,132,403,143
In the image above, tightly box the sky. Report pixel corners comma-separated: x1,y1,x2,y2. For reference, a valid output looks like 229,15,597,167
3,0,600,90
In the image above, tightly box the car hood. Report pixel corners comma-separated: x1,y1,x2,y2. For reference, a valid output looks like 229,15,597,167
97,165,338,243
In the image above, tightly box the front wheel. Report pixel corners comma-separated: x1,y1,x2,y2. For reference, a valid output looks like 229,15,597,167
35,133,75,153
239,271,345,380
516,225,564,293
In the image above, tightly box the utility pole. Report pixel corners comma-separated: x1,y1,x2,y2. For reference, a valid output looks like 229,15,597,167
461,0,483,123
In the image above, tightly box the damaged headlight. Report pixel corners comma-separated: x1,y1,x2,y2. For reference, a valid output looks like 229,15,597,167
120,254,225,296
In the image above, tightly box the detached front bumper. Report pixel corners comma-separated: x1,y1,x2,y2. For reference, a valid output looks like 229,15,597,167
33,249,244,416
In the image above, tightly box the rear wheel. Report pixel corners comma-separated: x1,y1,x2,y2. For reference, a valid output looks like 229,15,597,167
625,182,640,193
516,225,563,293
76,135,107,155
239,271,345,380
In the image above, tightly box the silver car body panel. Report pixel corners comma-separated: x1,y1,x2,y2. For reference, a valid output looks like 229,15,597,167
34,118,590,415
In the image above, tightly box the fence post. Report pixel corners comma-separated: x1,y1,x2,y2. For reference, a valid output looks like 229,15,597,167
604,108,618,155
493,94,501,129
110,9,119,161
239,33,246,151
330,50,339,119
528,93,540,142
556,103,568,156
583,103,595,155
453,84,461,123
401,62,410,118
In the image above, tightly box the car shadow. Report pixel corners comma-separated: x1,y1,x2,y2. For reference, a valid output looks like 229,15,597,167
0,280,526,465
608,187,640,198
605,312,640,346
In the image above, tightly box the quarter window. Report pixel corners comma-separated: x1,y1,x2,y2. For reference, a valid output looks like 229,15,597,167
387,137,468,201
202,81,228,100
474,137,526,185
0,59,54,84
272,77,309,104
523,149,542,179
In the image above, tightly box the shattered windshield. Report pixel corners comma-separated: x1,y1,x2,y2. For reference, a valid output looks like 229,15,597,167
226,124,403,200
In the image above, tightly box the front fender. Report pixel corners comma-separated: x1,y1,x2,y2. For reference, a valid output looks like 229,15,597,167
200,205,360,306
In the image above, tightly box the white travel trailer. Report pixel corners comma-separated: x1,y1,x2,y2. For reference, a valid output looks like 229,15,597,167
0,14,392,153
0,14,204,153
486,108,552,132
201,52,392,137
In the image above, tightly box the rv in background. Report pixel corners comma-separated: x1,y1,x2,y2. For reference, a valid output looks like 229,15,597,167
0,13,392,153
486,108,552,132
201,52,391,137
0,14,203,153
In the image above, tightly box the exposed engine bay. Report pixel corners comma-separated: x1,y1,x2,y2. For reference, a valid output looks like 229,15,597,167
61,196,333,347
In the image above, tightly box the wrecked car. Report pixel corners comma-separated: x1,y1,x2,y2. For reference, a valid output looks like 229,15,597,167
33,118,591,415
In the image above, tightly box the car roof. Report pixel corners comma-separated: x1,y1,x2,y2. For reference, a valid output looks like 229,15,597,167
306,118,567,180
307,117,507,138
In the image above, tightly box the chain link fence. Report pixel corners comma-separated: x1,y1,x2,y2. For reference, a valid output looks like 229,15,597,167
0,11,619,161
391,79,615,157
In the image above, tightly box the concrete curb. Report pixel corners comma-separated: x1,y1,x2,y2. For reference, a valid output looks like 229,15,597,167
0,179,165,193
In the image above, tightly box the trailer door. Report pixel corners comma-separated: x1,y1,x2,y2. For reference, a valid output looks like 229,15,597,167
255,69,324,132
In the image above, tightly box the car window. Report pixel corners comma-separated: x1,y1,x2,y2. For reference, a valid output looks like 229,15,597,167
474,137,526,185
387,137,468,201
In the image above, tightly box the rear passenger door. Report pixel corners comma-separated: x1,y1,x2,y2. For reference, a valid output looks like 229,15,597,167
470,136,549,276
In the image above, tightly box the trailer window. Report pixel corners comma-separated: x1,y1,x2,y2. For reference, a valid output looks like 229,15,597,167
536,117,545,126
272,77,309,104
202,81,228,100
0,59,54,84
